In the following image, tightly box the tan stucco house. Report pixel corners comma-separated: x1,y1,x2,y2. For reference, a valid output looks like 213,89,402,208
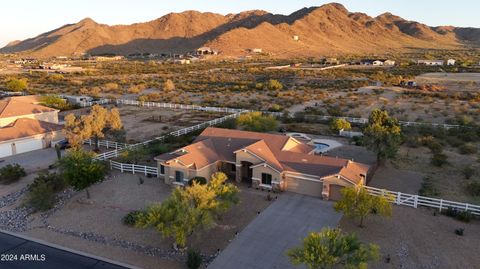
155,127,369,200
0,96,63,158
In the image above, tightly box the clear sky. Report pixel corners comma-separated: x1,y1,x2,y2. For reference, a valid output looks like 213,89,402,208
1,0,479,47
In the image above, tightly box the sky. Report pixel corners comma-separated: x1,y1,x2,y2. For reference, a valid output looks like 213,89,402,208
1,0,479,47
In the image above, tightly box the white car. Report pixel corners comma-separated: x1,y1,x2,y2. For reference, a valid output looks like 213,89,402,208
286,133,312,141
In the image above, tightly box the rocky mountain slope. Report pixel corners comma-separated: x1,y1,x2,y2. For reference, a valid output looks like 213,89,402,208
1,3,478,58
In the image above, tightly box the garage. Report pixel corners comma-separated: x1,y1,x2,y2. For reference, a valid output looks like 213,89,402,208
0,143,13,158
285,176,323,197
328,184,345,201
14,138,44,155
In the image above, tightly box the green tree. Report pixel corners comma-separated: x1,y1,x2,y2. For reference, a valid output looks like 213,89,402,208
267,79,283,91
287,228,379,269
363,109,401,164
58,149,106,199
40,95,71,110
137,172,239,248
5,78,28,92
334,186,393,227
237,112,279,132
330,118,352,133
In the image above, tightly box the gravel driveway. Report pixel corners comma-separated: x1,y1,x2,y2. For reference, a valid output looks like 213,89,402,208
208,193,342,269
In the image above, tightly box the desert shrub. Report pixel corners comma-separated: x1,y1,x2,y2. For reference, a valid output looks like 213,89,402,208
29,172,66,192
462,165,475,179
459,143,477,155
351,136,364,146
123,211,142,226
188,177,207,186
266,79,283,91
147,141,169,156
431,152,448,167
446,136,464,148
418,177,440,197
216,118,237,129
444,208,474,223
237,112,279,132
466,181,480,197
186,249,202,269
455,228,464,236
25,180,56,212
0,164,26,184
330,118,351,133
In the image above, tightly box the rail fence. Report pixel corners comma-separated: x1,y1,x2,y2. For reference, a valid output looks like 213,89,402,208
94,111,244,161
84,139,129,150
365,185,480,216
109,160,158,176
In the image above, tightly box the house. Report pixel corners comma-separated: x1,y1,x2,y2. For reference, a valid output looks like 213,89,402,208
197,47,218,56
155,127,369,200
248,48,263,54
417,60,444,66
447,59,456,66
383,60,396,66
174,59,191,65
0,96,63,158
360,59,395,66
293,35,299,41
61,95,93,106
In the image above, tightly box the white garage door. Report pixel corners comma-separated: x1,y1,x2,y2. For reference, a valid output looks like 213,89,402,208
0,143,13,158
286,177,323,197
15,138,44,154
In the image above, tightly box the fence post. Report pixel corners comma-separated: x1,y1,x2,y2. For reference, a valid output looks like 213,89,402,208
144,166,147,176
439,199,443,212
120,163,124,173
109,160,112,170
396,192,401,205
414,195,418,208
466,203,469,211
132,165,135,174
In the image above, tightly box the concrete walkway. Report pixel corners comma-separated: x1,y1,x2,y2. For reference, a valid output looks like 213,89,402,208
208,193,342,269
0,148,60,173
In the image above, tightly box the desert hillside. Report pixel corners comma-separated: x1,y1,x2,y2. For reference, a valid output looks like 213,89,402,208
1,3,479,58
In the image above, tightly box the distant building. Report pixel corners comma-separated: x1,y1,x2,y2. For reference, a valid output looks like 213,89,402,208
174,59,191,65
447,59,456,66
383,60,396,66
417,60,444,66
360,59,395,66
293,35,299,41
197,47,218,56
248,48,263,54
92,56,125,62
61,95,93,105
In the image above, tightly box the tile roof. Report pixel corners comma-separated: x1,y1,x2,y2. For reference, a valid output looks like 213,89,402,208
156,127,369,184
0,98,56,119
0,118,63,142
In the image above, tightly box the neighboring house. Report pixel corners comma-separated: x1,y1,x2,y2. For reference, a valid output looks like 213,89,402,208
383,59,396,66
361,59,395,66
447,59,456,66
197,47,219,55
248,48,263,54
61,95,93,106
0,96,63,158
155,127,369,200
417,60,444,66
174,59,191,65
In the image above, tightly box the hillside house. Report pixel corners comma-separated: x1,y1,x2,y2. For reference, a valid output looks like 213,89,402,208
0,96,63,158
197,47,218,55
248,48,263,54
155,127,369,200
447,59,456,66
360,59,395,66
417,60,444,66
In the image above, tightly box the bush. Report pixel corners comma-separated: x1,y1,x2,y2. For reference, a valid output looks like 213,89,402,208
351,136,364,146
462,165,475,179
123,211,142,226
418,177,440,197
186,249,202,269
188,177,207,186
0,164,26,184
459,143,477,155
431,152,448,167
29,172,66,192
444,208,474,223
330,118,351,133
25,181,56,212
455,228,464,236
466,181,480,197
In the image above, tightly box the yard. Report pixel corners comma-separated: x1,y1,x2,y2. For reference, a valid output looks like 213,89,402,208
21,171,273,269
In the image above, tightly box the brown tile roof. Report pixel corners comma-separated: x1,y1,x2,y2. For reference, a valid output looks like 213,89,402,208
0,99,56,119
155,127,369,184
0,118,62,142
8,95,43,104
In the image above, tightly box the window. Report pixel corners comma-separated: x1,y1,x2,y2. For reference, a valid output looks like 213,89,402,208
261,173,272,185
231,163,236,172
175,171,184,183
160,165,165,175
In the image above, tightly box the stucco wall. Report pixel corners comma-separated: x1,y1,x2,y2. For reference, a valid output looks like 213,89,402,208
235,150,263,165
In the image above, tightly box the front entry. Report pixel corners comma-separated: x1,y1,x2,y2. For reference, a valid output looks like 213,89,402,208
240,161,253,183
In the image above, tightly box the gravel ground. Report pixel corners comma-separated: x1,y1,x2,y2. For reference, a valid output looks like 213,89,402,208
339,206,480,269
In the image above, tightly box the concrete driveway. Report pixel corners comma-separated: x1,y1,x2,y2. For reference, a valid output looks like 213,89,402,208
208,193,342,269
0,148,61,173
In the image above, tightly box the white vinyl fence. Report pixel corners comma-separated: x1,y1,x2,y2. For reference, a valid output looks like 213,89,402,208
365,186,480,216
94,111,244,161
84,139,130,150
109,160,158,176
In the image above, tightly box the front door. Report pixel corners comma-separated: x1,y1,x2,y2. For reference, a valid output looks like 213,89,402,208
175,171,184,183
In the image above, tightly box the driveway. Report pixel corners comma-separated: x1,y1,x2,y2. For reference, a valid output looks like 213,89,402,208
0,148,61,173
208,193,342,269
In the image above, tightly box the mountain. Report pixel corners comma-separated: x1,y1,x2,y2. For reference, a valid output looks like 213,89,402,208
1,3,479,58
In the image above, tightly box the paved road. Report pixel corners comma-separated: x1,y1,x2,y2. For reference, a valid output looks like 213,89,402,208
0,148,60,173
0,231,138,269
208,193,342,269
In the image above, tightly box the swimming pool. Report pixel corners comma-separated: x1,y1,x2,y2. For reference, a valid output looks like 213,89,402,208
313,142,330,153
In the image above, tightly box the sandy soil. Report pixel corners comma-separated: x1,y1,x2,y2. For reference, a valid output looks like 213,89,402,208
339,206,480,269
117,105,226,142
23,171,272,269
